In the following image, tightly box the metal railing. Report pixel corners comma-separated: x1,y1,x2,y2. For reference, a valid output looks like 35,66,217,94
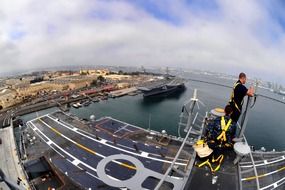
154,89,199,190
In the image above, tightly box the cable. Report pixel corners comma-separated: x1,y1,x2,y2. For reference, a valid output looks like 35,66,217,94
186,78,285,105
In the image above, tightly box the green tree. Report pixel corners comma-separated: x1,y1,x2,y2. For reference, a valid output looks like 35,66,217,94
97,75,105,83
91,80,97,86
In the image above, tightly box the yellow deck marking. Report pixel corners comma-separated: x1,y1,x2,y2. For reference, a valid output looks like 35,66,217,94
76,143,97,155
244,166,285,181
38,118,136,170
120,163,137,170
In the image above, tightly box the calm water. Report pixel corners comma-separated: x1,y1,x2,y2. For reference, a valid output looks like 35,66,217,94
20,74,285,151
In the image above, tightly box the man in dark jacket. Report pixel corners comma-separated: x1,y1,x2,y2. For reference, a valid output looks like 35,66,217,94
206,105,236,149
229,73,254,122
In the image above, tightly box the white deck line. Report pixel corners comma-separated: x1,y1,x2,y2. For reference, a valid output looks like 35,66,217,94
72,159,81,166
50,113,188,162
29,120,121,182
67,159,83,170
241,156,285,168
38,118,137,170
39,119,107,159
105,116,142,131
114,124,133,134
27,122,64,158
86,171,100,180
141,152,149,157
260,176,285,190
28,121,98,173
46,115,187,166
100,139,107,144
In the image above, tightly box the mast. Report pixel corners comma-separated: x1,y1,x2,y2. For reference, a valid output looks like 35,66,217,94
238,80,258,138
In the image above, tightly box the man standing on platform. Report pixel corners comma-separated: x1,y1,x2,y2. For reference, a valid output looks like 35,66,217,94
228,72,254,122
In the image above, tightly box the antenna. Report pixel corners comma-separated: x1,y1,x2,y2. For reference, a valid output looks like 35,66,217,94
141,66,146,74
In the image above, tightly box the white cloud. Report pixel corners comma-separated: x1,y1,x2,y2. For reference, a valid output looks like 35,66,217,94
0,0,284,83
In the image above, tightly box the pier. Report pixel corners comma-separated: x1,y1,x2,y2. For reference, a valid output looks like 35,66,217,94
108,87,137,98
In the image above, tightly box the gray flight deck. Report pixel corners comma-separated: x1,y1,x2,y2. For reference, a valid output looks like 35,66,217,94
26,111,191,190
25,110,285,190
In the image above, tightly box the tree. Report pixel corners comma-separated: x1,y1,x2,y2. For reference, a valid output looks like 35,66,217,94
97,75,105,83
91,80,97,86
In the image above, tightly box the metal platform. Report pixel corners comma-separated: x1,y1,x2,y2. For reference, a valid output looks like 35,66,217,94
239,151,285,190
184,114,285,190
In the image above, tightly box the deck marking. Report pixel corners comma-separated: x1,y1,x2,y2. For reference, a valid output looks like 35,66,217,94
72,159,81,166
28,123,65,158
241,155,285,168
141,152,149,157
29,121,125,182
114,124,129,134
86,171,99,180
68,159,83,170
29,121,98,172
259,176,285,190
242,166,285,181
39,117,137,170
57,119,187,162
46,115,187,166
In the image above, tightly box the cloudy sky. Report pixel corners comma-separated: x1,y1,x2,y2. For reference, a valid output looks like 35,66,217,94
0,0,285,83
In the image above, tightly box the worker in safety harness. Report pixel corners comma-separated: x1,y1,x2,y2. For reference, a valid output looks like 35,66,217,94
194,105,236,173
206,105,236,149
229,72,254,122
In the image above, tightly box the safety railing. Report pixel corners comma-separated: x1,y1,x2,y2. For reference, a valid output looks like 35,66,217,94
154,89,200,190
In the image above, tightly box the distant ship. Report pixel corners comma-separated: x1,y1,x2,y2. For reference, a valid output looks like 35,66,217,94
138,77,185,97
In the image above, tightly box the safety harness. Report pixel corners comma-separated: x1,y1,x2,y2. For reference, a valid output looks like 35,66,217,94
196,117,232,173
217,116,232,142
197,154,224,173
229,81,242,112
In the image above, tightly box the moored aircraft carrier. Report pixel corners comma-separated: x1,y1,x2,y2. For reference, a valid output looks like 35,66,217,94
138,77,185,97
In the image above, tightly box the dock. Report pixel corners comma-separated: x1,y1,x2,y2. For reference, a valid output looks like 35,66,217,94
108,87,137,98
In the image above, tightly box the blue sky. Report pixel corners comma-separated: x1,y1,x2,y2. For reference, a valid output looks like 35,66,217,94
0,0,285,84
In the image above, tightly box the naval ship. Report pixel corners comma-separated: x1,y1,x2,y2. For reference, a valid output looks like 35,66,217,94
19,88,284,190
138,76,185,97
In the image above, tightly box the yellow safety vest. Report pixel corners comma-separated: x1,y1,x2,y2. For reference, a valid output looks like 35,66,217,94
217,116,232,142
